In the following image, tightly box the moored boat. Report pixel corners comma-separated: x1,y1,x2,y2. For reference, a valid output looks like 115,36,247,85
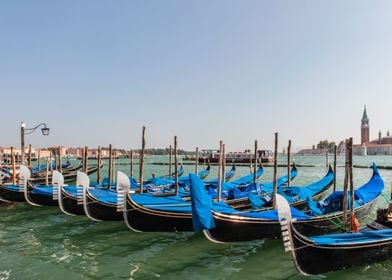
190,163,383,242
276,191,392,276
119,167,300,232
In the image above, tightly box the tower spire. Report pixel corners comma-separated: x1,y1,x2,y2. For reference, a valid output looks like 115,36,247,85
361,105,369,125
361,105,370,144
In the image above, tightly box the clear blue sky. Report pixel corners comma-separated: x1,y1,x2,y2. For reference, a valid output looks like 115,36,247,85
1,1,392,152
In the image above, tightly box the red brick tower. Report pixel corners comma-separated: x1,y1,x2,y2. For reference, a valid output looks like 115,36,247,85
361,105,369,144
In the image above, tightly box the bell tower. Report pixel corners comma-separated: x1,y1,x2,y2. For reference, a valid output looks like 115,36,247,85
361,105,369,144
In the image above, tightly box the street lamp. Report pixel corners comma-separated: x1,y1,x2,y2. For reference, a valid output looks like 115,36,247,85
21,122,50,165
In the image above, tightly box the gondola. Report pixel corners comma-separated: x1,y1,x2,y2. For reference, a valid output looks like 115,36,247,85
56,171,88,216
28,163,99,185
190,163,383,243
31,161,72,175
81,164,213,221
82,177,123,221
149,164,260,197
137,163,213,193
118,166,299,232
24,164,101,206
276,193,392,276
1,161,79,180
23,168,65,207
0,165,31,202
0,165,65,205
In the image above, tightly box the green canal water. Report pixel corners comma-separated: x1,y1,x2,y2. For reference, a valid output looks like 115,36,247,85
1,155,392,279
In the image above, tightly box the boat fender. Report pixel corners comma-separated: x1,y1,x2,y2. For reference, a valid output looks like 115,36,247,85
351,213,360,233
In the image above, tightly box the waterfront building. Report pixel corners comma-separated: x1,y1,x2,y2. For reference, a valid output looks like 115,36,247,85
353,106,392,155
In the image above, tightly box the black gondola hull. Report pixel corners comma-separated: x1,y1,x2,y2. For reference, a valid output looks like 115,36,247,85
125,197,193,232
86,193,123,221
26,185,58,206
29,193,58,206
291,226,392,275
207,198,377,242
60,190,85,215
0,185,25,202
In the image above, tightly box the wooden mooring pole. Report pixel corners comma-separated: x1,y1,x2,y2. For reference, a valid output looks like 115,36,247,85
37,150,41,172
97,146,101,184
217,140,223,202
50,150,53,174
169,145,172,177
139,127,146,194
272,133,278,209
108,144,112,185
45,157,49,185
174,136,179,195
222,144,226,183
349,138,355,231
333,144,337,192
342,139,349,229
287,140,291,186
84,146,88,174
129,149,133,178
28,144,32,168
53,149,57,171
59,147,63,174
81,148,85,173
11,147,16,185
254,140,258,184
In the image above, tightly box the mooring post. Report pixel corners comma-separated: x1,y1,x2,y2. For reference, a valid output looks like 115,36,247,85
37,149,41,172
174,136,179,195
222,144,226,183
287,140,291,186
50,150,53,174
169,145,172,177
86,146,89,173
108,144,112,186
28,144,32,169
11,147,16,185
272,133,278,209
349,138,355,231
81,147,85,173
81,148,85,173
129,149,133,178
112,154,116,184
342,139,349,229
254,140,258,184
52,148,57,171
97,146,101,184
45,157,49,185
59,147,63,174
139,127,146,194
333,144,337,192
217,141,223,202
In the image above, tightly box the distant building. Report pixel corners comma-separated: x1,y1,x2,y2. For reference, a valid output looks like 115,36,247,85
353,106,392,155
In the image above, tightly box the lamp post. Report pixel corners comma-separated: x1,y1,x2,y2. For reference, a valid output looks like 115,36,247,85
20,122,50,165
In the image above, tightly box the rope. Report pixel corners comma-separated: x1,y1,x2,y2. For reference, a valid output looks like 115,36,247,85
324,214,349,232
